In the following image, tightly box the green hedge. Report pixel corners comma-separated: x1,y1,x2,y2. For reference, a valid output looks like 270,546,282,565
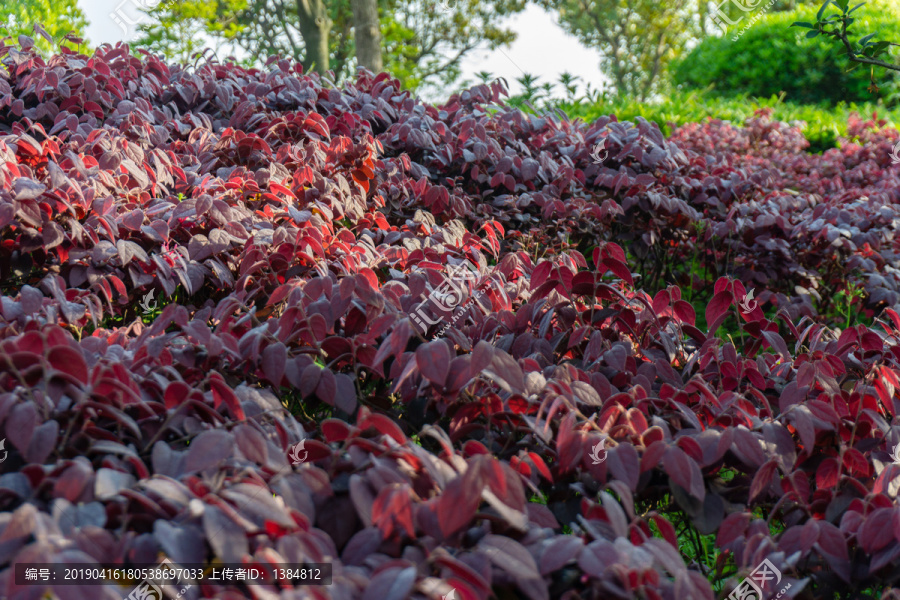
557,90,897,153
671,3,900,105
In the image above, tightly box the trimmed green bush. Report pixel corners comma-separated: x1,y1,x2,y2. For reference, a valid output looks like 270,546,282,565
671,3,900,105
557,89,895,153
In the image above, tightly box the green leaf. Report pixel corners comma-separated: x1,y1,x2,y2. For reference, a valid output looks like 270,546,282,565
817,0,833,21
791,21,815,29
859,32,876,46
848,2,865,14
836,0,850,11
806,30,822,38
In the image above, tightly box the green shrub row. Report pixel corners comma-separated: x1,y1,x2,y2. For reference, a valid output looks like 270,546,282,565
556,89,897,152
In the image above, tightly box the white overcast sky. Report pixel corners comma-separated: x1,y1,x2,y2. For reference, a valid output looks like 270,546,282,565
77,1,609,101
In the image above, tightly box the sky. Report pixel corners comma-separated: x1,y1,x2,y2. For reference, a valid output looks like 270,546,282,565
77,0,609,101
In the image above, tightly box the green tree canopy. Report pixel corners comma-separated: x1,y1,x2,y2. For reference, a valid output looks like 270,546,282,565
132,0,526,92
676,1,900,104
532,0,698,100
534,0,820,100
791,0,900,94
0,0,87,55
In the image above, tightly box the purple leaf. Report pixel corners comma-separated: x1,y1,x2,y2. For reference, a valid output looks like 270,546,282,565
184,430,234,473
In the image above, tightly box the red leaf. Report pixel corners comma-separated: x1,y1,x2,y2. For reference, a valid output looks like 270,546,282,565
477,534,547,600
641,440,667,473
526,503,559,529
321,419,352,443
53,461,92,502
316,368,336,405
663,446,705,502
25,420,58,464
842,448,870,477
530,260,553,291
164,381,191,410
652,514,678,548
875,368,896,406
578,540,619,578
185,429,234,472
334,373,358,413
788,405,815,455
484,350,526,394
731,426,767,467
749,460,778,502
371,484,415,540
539,535,584,575
42,221,65,249
304,114,330,138
807,399,840,425
472,340,495,369
817,521,851,583
717,512,751,546
761,330,791,360
359,412,406,445
652,289,671,313
597,242,626,264
416,339,451,386
299,363,322,397
234,424,268,464
209,373,245,420
601,257,633,285
432,555,491,599
859,507,894,553
673,300,696,325
47,346,88,384
438,468,484,538
261,342,287,386
816,457,840,489
705,290,733,331
528,452,553,482
606,443,640,491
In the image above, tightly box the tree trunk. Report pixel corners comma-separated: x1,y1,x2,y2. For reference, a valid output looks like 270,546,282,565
351,0,382,72
296,0,332,73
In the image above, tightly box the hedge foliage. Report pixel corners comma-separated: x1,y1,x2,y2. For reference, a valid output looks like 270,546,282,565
2,39,900,600
671,3,900,105
558,89,895,153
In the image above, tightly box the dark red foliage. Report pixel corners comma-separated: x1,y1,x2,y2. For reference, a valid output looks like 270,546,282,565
2,38,900,600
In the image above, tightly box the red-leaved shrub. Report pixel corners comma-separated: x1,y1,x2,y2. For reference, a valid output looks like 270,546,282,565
2,39,900,600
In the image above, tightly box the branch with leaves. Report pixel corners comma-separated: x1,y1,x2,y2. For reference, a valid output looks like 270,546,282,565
792,0,900,92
